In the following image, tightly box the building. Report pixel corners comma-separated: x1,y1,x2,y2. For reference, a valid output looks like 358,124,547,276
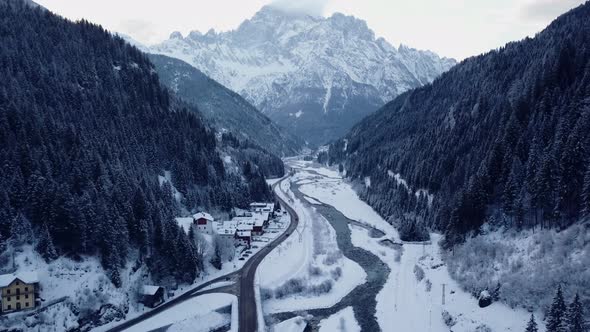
252,218,266,236
235,230,252,247
139,285,165,308
249,202,274,213
215,220,238,240
0,272,39,313
193,212,214,234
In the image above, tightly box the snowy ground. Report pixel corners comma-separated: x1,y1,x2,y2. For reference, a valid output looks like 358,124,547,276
122,293,237,332
289,159,535,332
0,245,143,332
271,316,307,332
257,176,366,314
318,306,360,332
290,162,398,240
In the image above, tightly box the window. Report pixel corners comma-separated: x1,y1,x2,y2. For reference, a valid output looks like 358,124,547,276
16,288,20,295
7,305,10,310
25,302,29,307
6,296,10,301
25,287,28,292
16,281,19,286
16,295,19,300
6,289,10,294
25,294,29,299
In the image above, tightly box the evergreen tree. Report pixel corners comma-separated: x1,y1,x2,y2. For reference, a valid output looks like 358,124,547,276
525,314,539,332
36,223,58,262
10,213,33,246
546,285,567,332
565,293,585,332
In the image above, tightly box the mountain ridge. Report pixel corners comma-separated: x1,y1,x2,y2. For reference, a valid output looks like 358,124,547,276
149,5,456,145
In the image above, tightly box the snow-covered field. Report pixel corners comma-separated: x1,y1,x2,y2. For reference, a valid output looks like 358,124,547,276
1,246,144,331
271,316,307,332
257,176,366,314
288,159,535,332
123,293,236,332
291,163,398,240
318,306,360,332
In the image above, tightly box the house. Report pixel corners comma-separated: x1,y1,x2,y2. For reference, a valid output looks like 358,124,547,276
193,212,214,234
0,272,39,313
139,285,165,308
232,208,252,218
235,230,252,247
215,221,238,240
252,218,266,236
249,202,274,213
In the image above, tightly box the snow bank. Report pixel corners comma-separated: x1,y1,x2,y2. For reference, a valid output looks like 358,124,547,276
272,316,307,332
123,293,236,332
258,176,365,314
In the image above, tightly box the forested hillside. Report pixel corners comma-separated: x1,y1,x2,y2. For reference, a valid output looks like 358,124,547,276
150,54,305,157
0,0,272,286
327,2,590,243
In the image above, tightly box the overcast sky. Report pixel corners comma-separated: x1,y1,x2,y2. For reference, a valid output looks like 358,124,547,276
35,0,585,60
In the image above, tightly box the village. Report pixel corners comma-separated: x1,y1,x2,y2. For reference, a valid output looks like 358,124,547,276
0,201,286,316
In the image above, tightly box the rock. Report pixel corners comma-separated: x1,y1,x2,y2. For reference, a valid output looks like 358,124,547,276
478,290,492,308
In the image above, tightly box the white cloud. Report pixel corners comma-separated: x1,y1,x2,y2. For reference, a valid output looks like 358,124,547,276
518,0,585,22
269,0,329,17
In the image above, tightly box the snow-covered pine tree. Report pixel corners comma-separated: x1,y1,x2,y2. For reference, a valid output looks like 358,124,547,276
10,213,34,246
546,285,567,332
525,314,539,332
565,293,585,332
36,223,58,262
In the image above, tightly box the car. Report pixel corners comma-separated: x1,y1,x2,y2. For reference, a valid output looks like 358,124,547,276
239,257,245,260
252,245,259,249
245,250,252,254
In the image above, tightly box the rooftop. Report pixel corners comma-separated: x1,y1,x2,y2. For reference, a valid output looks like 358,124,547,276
193,212,214,221
0,271,39,288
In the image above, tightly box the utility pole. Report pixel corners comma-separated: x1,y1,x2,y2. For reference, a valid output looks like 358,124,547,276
442,283,446,305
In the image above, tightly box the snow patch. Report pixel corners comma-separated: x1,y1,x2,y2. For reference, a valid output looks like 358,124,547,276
318,306,360,332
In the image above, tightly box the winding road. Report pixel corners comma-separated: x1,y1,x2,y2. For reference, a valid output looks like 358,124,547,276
106,175,299,332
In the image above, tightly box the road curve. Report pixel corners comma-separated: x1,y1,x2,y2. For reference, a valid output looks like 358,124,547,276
238,175,300,332
107,174,299,332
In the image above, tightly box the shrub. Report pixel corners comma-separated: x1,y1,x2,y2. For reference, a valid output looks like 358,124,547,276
331,267,342,281
425,279,432,292
413,265,425,282
274,278,306,299
442,310,456,327
308,265,323,277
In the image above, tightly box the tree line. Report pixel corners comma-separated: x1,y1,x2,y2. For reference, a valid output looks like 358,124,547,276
0,1,274,286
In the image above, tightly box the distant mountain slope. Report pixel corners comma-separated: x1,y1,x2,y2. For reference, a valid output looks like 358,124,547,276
328,2,590,242
149,54,304,156
149,5,455,146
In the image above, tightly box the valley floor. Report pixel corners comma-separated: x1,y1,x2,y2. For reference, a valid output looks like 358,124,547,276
263,158,538,332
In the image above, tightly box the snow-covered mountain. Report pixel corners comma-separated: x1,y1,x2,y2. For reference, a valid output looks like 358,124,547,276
149,5,456,146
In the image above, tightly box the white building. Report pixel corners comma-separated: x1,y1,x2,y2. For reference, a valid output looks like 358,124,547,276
193,212,214,234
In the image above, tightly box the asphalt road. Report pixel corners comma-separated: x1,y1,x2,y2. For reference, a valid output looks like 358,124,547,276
238,176,300,332
107,174,299,332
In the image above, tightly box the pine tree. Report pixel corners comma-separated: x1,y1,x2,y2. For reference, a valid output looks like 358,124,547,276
36,223,58,262
565,293,585,332
546,285,567,332
10,213,34,246
525,314,538,332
